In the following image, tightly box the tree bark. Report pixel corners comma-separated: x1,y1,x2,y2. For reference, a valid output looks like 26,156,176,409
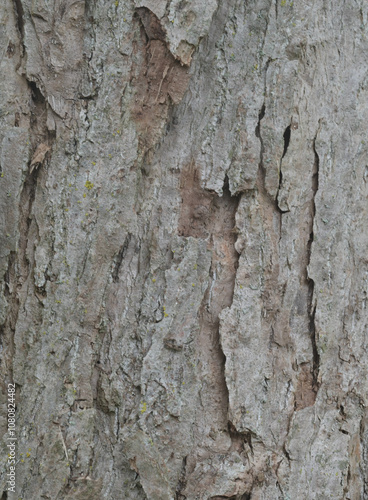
1,0,368,498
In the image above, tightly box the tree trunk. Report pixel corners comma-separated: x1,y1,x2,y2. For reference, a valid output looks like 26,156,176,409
1,0,368,498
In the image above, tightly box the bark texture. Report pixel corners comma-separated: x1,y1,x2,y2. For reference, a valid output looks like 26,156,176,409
1,0,368,498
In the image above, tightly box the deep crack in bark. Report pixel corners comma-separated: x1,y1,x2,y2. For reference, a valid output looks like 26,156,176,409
12,0,25,55
282,125,291,159
309,129,321,395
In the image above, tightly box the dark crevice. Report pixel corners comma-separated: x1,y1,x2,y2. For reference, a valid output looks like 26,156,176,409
255,104,266,184
1,491,8,500
309,302,320,393
28,81,44,104
13,0,25,53
339,404,347,420
256,104,286,218
311,133,319,196
112,234,132,282
175,455,187,499
26,79,55,146
307,128,321,396
282,125,291,159
256,61,287,218
275,125,291,213
283,442,292,463
18,167,42,281
228,420,252,454
255,104,265,139
276,168,284,211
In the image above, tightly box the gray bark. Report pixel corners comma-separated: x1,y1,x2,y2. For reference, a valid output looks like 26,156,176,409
0,0,368,498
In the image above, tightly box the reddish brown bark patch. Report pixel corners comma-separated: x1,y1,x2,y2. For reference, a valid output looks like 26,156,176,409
176,165,240,447
178,165,213,238
136,7,166,41
132,9,190,155
294,362,317,410
178,165,239,260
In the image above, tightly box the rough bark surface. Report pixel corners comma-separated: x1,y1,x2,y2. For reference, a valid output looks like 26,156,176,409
1,0,368,498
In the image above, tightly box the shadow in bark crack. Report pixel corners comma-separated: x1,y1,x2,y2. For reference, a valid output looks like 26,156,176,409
282,125,291,159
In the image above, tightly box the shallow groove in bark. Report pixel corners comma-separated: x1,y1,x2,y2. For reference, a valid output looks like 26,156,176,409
112,234,132,282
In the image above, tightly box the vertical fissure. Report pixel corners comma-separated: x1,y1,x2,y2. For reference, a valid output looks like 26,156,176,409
282,125,291,159
255,103,270,200
308,130,320,394
275,123,292,215
112,234,132,282
175,455,187,499
13,0,25,53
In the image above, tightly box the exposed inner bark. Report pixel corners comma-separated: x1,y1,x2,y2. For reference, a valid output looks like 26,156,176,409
132,8,190,159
